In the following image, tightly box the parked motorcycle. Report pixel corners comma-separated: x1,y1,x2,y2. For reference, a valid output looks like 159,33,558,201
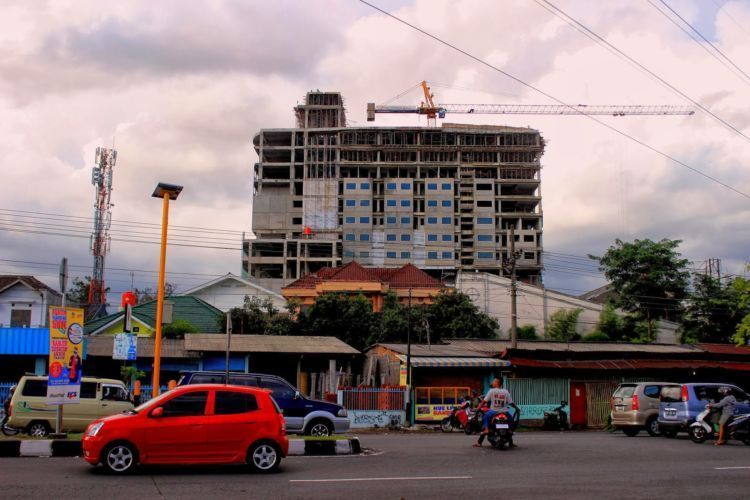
543,401,569,431
486,408,520,450
1,411,20,436
441,399,471,432
464,399,489,435
688,406,750,445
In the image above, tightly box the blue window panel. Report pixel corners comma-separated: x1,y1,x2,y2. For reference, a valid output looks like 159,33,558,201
386,234,397,241
427,234,438,242
427,217,438,224
401,183,411,190
427,251,438,259
345,199,356,207
360,234,370,241
387,183,397,190
360,251,369,258
442,217,452,225
386,216,397,224
359,216,370,224
345,233,355,241
442,251,453,259
477,234,493,242
401,252,411,259
386,251,397,259
442,234,452,242
345,216,355,224
345,182,356,190
427,183,438,190
360,200,370,207
427,200,438,207
442,200,452,207
400,200,411,207
387,199,397,207
477,217,493,224
360,182,370,190
401,234,410,242
478,252,494,259
442,183,452,190
343,250,355,258
400,216,411,224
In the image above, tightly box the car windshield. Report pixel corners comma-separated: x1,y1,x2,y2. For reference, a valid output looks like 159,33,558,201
131,391,173,413
613,385,636,398
660,385,682,402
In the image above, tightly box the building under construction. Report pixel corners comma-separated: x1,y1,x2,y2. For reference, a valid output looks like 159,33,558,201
244,91,545,291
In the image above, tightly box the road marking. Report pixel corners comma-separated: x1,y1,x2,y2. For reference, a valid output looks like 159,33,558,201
714,466,750,470
290,475,472,483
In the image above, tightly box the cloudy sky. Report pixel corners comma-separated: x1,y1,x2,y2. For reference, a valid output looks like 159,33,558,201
1,0,748,303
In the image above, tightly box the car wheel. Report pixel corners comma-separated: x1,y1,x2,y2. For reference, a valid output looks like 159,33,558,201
688,427,707,444
645,417,661,437
743,438,750,446
27,421,50,438
306,419,333,437
661,429,678,438
103,442,137,474
623,427,639,437
248,442,281,473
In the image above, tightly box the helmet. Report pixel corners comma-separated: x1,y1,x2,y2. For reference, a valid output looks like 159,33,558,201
718,386,731,396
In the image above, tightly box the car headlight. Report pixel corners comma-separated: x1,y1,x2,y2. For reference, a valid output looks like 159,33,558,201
86,422,105,437
337,408,348,417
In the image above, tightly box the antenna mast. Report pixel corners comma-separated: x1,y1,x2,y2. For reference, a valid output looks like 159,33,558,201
88,146,116,315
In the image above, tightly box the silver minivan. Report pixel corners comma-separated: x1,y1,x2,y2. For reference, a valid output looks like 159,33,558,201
611,382,671,436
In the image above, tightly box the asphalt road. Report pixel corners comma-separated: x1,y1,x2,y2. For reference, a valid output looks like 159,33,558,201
2,431,749,499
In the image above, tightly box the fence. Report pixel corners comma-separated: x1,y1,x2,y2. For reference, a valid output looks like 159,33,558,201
339,387,405,410
504,377,570,421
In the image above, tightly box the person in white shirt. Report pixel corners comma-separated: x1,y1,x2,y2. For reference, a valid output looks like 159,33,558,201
473,378,520,447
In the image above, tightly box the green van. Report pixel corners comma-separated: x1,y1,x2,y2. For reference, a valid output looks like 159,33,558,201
8,375,133,437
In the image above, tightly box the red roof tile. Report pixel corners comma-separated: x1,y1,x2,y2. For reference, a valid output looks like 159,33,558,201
283,262,444,291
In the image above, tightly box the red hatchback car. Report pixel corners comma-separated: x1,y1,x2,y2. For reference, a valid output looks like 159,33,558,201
82,384,288,474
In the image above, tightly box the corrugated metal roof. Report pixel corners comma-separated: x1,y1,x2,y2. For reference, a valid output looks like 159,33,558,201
396,355,510,368
375,343,487,357
447,339,700,355
85,336,190,358
512,357,750,372
0,328,49,355
185,334,360,355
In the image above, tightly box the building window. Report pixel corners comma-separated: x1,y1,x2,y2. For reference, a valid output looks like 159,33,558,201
292,217,302,225
345,199,356,207
360,216,370,224
442,251,453,259
401,252,411,259
442,183,452,190
345,216,355,224
477,217,493,224
387,251,397,259
386,234,397,241
427,200,438,207
477,234,493,242
442,234,452,242
360,234,370,241
10,309,31,328
401,234,410,242
401,183,411,190
524,252,535,260
442,200,452,208
427,183,438,190
427,217,438,224
387,216,397,224
360,182,370,190
442,217,452,225
427,234,438,242
345,182,356,190
478,252,494,259
524,234,535,242
400,216,411,224
387,199,397,207
387,183,397,190
428,251,438,259
360,200,370,207
345,233,355,241
343,250,355,257
360,251,369,258
400,200,411,207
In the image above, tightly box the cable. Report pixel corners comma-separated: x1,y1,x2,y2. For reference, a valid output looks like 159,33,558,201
358,0,750,200
710,0,750,40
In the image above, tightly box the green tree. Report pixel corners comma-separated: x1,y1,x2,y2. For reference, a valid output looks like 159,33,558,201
583,331,610,341
682,275,746,344
298,293,375,351
732,276,750,345
547,308,582,341
594,302,623,340
426,290,499,341
591,239,690,342
516,325,538,340
134,282,176,304
162,319,198,338
65,276,91,306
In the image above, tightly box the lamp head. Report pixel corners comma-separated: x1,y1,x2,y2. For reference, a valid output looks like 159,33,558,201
152,183,183,200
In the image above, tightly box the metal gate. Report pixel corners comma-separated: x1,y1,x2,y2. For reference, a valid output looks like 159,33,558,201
584,381,619,427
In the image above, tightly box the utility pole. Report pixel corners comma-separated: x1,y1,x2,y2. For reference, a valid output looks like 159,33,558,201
406,288,413,427
225,311,232,384
508,226,519,349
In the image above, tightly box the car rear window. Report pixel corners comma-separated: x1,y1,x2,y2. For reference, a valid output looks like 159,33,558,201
215,391,258,415
613,385,636,398
21,379,47,397
643,385,661,399
660,385,682,402
260,379,295,399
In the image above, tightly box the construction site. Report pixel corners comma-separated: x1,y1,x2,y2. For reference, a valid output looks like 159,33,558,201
243,90,545,292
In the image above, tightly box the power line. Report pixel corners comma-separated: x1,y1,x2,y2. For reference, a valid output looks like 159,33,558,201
710,0,750,40
358,0,750,200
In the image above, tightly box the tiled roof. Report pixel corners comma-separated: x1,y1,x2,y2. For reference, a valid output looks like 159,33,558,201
0,275,60,295
86,296,224,334
185,334,360,355
283,262,443,290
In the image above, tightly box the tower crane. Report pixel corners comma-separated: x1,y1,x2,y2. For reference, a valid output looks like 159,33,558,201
367,81,695,125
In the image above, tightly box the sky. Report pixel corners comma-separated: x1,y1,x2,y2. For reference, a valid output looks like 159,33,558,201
1,0,749,305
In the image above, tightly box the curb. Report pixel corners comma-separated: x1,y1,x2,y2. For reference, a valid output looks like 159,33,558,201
288,437,361,456
0,440,82,458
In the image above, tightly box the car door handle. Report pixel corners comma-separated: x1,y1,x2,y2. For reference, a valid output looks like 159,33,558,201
101,403,108,407
305,405,314,408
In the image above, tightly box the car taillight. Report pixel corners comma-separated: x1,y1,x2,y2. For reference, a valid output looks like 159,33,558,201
278,414,286,436
681,385,688,402
631,394,639,411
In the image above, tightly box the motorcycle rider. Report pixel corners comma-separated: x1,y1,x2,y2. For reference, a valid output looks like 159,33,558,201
473,378,520,448
709,386,736,446
2,385,15,428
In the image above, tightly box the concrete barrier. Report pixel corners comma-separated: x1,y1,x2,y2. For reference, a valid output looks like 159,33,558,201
287,437,361,456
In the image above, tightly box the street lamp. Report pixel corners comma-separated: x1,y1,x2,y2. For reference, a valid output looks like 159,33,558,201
151,182,183,398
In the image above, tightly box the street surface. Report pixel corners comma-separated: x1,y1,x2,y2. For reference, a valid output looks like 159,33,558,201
2,432,749,499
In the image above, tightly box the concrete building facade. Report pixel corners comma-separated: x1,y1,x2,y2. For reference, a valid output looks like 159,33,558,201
245,91,545,292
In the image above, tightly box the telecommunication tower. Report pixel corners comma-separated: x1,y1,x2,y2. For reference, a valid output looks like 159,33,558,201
88,146,116,314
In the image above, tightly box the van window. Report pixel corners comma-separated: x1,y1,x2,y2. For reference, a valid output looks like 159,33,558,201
643,385,661,399
191,374,229,384
613,385,636,398
695,386,721,403
660,385,682,403
81,382,97,399
102,385,129,401
260,379,295,400
229,376,259,387
21,379,47,397
161,391,208,417
215,391,259,415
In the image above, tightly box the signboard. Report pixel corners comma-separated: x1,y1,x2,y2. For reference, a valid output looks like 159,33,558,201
415,404,454,421
113,333,137,361
399,364,407,386
47,307,84,405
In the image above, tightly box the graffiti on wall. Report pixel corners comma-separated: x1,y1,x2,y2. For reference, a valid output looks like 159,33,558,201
349,410,406,428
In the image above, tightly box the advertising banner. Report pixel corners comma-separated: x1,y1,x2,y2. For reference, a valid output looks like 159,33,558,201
47,307,84,405
113,333,137,361
415,404,454,421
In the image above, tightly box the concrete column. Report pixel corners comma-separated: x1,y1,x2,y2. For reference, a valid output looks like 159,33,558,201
328,358,336,394
34,357,46,375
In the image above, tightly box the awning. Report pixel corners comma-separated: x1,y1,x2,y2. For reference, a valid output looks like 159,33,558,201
397,355,510,368
511,358,750,371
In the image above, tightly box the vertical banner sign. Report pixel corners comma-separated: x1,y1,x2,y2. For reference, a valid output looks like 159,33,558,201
113,333,137,361
47,307,85,405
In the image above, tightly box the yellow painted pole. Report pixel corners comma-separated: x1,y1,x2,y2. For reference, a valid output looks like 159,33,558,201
152,192,170,397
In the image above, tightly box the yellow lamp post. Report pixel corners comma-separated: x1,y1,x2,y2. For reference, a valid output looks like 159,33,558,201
151,182,183,397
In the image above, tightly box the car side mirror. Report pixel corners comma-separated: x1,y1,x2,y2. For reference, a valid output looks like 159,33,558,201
150,407,164,418
294,391,301,400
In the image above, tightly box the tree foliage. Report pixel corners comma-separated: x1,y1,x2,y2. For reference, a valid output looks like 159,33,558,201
732,276,750,345
425,290,499,342
220,296,288,335
591,239,690,342
516,325,538,340
681,275,746,344
134,282,176,304
162,319,198,338
296,293,375,351
593,302,622,340
547,308,582,341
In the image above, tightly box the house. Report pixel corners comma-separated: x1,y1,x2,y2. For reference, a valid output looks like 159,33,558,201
282,261,445,312
179,272,286,312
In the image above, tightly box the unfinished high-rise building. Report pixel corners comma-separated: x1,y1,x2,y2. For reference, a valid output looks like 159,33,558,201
244,91,545,292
